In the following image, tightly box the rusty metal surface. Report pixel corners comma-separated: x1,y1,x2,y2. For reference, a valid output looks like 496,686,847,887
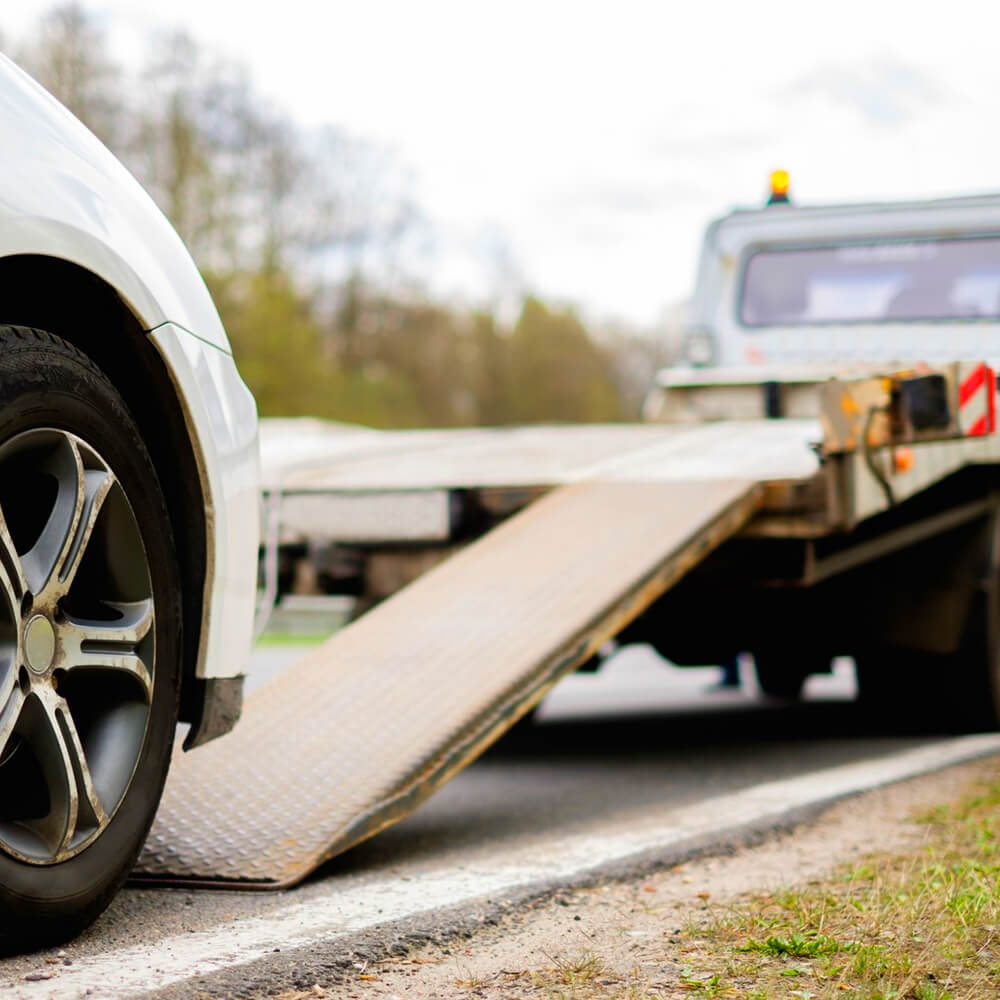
135,478,760,887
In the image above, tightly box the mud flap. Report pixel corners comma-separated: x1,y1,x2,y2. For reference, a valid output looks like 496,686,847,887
134,479,760,887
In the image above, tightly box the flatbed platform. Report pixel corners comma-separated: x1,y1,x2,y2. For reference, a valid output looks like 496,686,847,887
261,419,821,492
136,475,760,886
261,419,820,545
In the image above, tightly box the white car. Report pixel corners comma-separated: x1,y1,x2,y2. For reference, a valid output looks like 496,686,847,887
0,55,259,943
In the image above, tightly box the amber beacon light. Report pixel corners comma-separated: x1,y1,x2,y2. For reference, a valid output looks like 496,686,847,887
767,169,790,205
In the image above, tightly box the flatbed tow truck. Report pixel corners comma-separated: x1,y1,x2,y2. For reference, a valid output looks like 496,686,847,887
134,180,1000,889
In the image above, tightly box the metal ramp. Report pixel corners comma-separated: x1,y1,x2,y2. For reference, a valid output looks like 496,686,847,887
134,478,760,887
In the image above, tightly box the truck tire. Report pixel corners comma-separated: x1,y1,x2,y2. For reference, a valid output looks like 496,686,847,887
752,651,822,700
854,510,1000,732
854,647,934,727
856,601,1000,732
945,586,1000,731
0,327,181,947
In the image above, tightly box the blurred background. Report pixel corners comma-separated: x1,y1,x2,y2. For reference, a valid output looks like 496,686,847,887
2,1,998,427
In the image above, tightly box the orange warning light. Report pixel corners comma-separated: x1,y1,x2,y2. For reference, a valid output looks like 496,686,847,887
768,170,790,205
894,448,915,474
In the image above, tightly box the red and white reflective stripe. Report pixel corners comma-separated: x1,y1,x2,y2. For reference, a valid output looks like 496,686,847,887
958,362,997,437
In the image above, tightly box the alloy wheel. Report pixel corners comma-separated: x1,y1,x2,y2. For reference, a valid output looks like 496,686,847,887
0,429,154,864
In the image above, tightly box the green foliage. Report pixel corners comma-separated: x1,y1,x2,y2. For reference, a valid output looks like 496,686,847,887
213,271,423,426
320,290,629,428
507,298,623,424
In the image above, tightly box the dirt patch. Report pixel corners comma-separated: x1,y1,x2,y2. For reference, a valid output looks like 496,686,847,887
267,757,1000,999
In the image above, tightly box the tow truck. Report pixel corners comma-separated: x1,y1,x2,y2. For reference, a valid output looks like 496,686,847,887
135,176,1000,889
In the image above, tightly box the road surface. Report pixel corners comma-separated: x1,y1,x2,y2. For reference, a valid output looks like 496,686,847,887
4,642,996,998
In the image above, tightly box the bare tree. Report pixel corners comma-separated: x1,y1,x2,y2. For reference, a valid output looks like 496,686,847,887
17,3,123,146
127,31,251,269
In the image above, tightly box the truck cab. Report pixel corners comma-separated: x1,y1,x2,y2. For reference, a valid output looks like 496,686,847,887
676,184,1000,372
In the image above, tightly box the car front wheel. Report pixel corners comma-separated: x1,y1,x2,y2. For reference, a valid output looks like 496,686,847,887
0,326,181,947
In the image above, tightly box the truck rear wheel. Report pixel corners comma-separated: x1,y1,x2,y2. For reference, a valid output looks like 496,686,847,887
854,647,934,727
752,651,827,700
946,587,1000,731
856,587,1000,732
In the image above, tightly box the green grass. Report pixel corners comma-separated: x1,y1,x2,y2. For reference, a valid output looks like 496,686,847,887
489,772,1000,999
683,776,1000,998
738,933,854,958
253,632,330,647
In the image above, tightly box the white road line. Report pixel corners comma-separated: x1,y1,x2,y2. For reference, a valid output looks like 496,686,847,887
11,733,1000,1000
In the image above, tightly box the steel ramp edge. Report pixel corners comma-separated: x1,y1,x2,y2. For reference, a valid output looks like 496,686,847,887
133,478,762,888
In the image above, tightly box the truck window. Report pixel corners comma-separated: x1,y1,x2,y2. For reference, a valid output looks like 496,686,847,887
740,236,1000,326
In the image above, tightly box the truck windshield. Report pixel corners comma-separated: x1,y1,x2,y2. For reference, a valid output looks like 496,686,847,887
740,236,1000,326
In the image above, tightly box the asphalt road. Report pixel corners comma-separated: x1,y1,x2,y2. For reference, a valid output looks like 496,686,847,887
1,643,965,997
307,648,927,877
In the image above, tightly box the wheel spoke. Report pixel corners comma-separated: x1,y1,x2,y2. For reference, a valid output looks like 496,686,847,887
0,638,17,703
16,691,111,858
50,696,108,846
14,691,76,857
57,465,114,594
0,501,27,608
0,681,25,767
21,436,114,599
60,600,154,701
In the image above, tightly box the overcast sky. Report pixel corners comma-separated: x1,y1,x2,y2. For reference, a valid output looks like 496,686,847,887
6,1,1000,327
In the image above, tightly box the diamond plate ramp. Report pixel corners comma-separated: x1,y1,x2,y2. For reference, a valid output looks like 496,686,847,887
134,478,761,887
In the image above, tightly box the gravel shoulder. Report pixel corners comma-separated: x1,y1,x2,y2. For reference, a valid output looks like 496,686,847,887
254,756,1000,1000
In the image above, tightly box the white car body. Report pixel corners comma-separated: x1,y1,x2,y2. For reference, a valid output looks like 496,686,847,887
678,192,1000,371
0,54,259,744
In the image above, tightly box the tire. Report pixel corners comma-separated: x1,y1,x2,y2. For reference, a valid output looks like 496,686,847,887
0,326,181,948
856,587,1000,733
854,646,935,728
752,651,819,700
939,586,1000,732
